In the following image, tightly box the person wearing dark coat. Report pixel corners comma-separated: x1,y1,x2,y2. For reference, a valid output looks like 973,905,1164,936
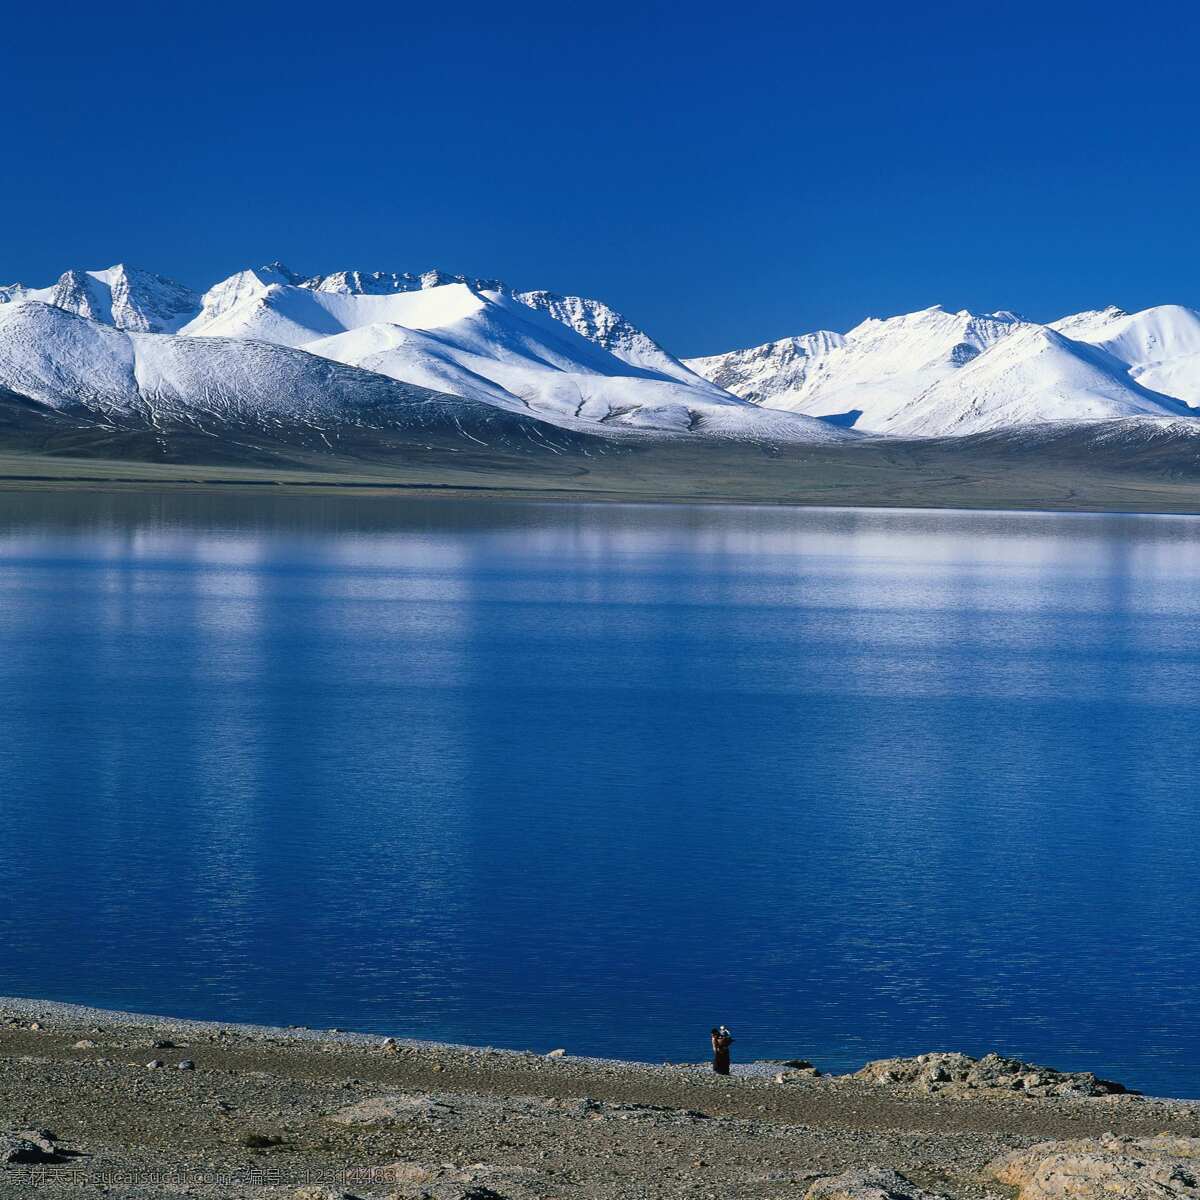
710,1026,733,1075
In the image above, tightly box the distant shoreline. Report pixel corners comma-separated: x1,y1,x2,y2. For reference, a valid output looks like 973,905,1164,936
2,995,1197,1106
3,441,1200,517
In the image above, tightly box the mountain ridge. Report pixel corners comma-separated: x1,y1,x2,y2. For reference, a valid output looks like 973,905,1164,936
686,301,1200,436
3,259,1200,444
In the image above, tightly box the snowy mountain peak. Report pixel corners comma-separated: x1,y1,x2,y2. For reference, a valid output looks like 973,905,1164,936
197,264,701,385
6,257,1200,444
300,268,505,296
879,319,1191,437
0,283,35,305
1051,303,1200,405
689,298,1200,436
41,264,200,333
304,269,424,295
688,305,1032,427
192,265,304,326
509,288,703,383
685,331,847,404
258,262,304,285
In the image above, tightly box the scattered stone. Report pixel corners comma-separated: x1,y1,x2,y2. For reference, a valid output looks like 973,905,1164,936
151,1038,178,1049
546,1048,567,1058
242,1132,289,1149
28,1021,42,1031
854,1052,1129,1098
329,1094,454,1125
146,1059,164,1069
775,1062,823,1082
806,1168,947,1200
71,1039,98,1050
986,1134,1200,1200
177,1059,195,1070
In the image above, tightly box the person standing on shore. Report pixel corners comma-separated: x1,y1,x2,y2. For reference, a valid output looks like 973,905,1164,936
710,1025,733,1075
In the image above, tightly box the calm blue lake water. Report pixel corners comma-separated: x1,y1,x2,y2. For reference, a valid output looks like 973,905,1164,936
0,493,1197,1096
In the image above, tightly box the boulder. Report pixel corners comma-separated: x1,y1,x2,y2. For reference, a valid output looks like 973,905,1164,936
854,1052,1128,1098
0,1130,61,1165
986,1135,1200,1200
806,1168,946,1200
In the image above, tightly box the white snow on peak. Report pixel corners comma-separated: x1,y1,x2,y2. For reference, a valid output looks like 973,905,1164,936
878,324,1190,436
191,264,306,326
297,269,705,384
6,256,1200,445
0,264,201,333
1050,303,1200,406
688,305,1027,430
183,278,492,347
687,331,847,404
0,299,585,450
178,274,849,442
509,289,703,385
689,300,1200,436
301,268,504,295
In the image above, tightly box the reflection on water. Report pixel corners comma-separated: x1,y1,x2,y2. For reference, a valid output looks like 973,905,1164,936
0,493,1197,1096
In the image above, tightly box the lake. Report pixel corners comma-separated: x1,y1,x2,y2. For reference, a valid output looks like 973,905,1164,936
0,492,1197,1097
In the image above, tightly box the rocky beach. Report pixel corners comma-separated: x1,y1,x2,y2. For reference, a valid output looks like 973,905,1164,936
1,999,1197,1200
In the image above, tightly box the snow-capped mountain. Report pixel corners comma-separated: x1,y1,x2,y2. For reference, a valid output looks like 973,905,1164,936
4,257,1199,448
0,262,849,447
298,268,692,379
879,325,1192,437
1049,304,1200,407
510,289,701,384
174,267,846,442
0,300,597,454
688,306,1027,430
687,302,1200,436
0,264,200,333
687,331,847,405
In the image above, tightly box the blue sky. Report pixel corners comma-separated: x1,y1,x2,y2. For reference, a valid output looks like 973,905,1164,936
3,0,1198,355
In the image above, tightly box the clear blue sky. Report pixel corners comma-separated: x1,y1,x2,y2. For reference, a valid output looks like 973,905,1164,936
3,0,1198,356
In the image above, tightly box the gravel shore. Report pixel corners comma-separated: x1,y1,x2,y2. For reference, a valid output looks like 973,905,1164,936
2,997,1197,1200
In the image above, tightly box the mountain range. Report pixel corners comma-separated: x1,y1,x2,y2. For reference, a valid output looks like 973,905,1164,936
1,261,1198,463
686,303,1200,436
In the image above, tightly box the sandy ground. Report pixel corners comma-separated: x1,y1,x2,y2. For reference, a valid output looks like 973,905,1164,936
1,999,1197,1199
